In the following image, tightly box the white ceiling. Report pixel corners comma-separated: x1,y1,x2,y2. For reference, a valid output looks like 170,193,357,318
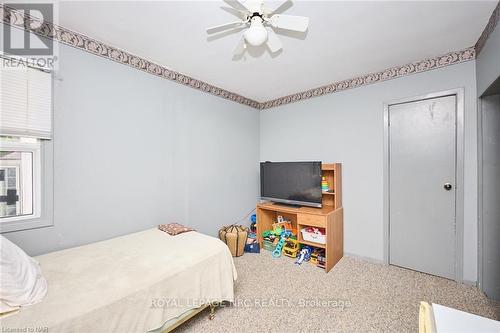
56,0,497,102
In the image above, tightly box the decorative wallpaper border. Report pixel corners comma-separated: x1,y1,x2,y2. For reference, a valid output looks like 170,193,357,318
0,3,489,110
0,4,261,109
475,0,500,56
258,47,476,109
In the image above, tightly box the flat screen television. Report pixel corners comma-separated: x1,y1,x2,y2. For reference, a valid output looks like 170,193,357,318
260,161,322,208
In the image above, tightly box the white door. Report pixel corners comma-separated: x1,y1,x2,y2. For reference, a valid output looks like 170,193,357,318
389,95,456,279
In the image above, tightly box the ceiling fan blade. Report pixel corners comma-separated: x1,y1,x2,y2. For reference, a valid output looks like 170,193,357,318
233,36,246,55
244,0,264,13
223,0,251,12
266,28,282,53
220,6,248,20
268,14,309,32
206,21,245,34
266,0,292,15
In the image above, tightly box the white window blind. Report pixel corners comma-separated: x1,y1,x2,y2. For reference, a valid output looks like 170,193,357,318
0,64,52,139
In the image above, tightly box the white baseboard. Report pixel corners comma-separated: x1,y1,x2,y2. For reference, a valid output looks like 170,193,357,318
461,279,478,287
344,252,385,265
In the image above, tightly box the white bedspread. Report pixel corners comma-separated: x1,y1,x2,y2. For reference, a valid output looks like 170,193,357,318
0,229,237,332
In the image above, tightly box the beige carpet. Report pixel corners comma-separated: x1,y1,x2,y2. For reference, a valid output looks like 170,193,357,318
176,251,500,332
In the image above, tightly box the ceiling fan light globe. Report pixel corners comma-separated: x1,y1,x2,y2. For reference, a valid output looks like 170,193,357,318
244,26,268,46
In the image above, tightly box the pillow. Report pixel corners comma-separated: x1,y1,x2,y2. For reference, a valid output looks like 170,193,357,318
0,235,47,312
158,223,195,236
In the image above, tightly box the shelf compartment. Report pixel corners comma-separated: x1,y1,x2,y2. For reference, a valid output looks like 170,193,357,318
299,239,326,249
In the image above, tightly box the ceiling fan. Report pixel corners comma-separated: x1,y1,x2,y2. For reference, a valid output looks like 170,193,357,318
206,0,309,55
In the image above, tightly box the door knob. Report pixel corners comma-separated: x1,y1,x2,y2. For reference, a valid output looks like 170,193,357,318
444,183,453,191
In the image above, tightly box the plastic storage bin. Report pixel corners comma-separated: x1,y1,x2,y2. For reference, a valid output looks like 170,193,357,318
301,227,326,245
263,239,276,251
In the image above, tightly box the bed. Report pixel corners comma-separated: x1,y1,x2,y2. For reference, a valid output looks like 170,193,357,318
419,302,500,333
0,228,237,332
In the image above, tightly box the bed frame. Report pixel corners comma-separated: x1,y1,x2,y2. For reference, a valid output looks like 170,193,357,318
159,303,216,332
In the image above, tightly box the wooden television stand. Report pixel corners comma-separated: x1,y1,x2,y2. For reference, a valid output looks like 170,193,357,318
256,163,343,273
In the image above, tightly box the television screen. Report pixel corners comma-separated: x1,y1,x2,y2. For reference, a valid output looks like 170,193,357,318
260,161,322,207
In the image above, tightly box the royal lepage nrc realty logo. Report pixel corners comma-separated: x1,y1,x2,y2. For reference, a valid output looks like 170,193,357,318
2,3,58,69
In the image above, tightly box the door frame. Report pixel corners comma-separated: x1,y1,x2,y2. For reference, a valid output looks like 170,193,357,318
477,96,484,292
477,93,500,297
383,88,465,282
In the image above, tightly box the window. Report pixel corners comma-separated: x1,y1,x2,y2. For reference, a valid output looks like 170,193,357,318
0,62,52,139
0,138,41,221
0,59,52,231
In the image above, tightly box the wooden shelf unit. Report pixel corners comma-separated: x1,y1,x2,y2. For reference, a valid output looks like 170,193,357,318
321,163,342,208
256,162,343,273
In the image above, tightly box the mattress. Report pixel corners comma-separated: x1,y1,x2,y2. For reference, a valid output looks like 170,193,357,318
0,228,237,332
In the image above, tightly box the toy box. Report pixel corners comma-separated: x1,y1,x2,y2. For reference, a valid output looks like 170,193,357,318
301,227,326,245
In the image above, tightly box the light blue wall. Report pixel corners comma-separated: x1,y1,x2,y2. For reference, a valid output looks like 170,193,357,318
4,42,260,255
260,61,479,282
477,21,500,96
480,95,500,300
476,16,500,300
1,22,485,285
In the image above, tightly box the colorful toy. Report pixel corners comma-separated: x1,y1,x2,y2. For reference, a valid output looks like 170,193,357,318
273,225,284,236
272,230,292,258
272,238,286,258
310,248,325,265
264,234,277,243
310,248,319,264
262,240,276,251
321,176,329,192
262,230,273,239
295,245,313,265
250,214,257,233
317,253,326,269
305,227,325,235
282,238,299,258
262,230,277,252
274,215,293,233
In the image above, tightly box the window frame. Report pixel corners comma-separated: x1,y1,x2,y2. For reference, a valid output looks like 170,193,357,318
0,139,42,222
0,139,53,233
